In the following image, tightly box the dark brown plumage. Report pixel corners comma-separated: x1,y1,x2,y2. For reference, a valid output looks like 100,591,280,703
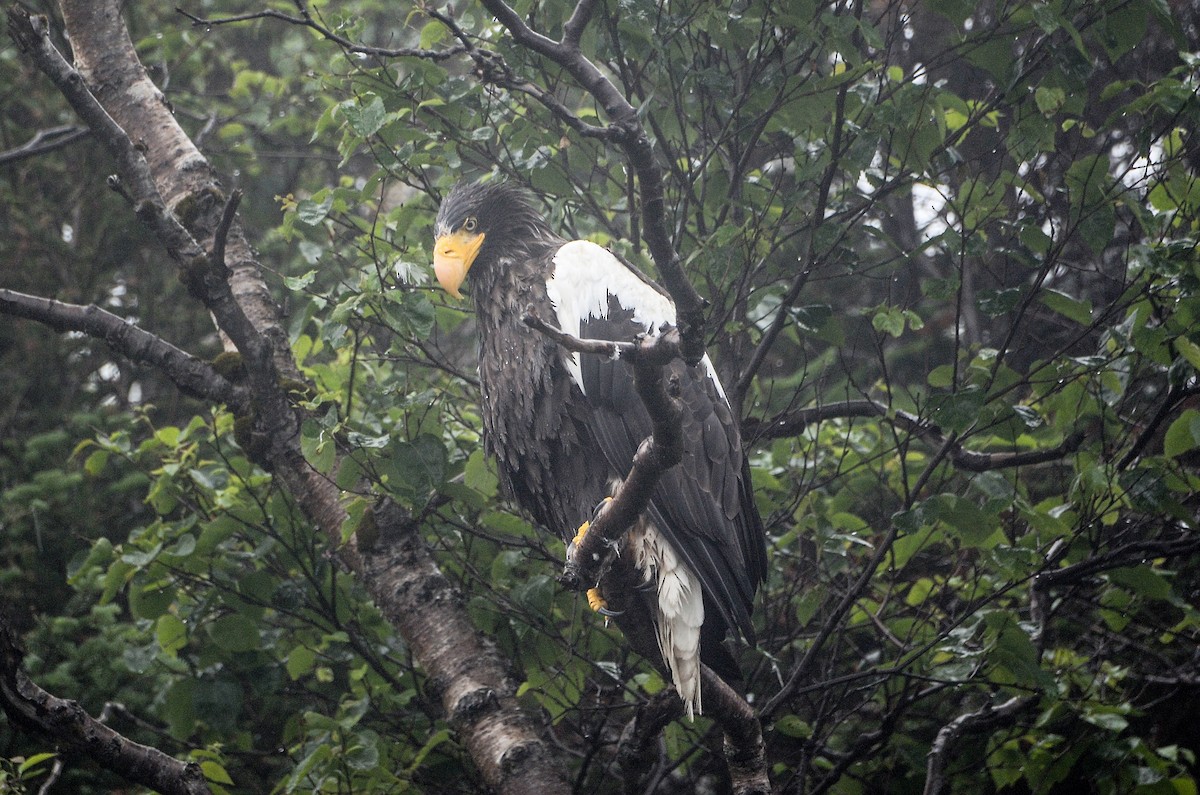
433,181,767,712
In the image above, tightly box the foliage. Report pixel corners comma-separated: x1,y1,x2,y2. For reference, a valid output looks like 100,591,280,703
3,0,1200,793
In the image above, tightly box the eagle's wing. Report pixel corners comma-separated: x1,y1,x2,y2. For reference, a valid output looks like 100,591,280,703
546,241,766,642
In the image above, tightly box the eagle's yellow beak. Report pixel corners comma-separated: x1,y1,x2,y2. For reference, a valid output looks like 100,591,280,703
433,229,485,299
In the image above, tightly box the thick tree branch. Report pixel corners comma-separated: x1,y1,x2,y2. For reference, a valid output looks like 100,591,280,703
746,399,1087,472
702,667,770,795
0,287,248,411
0,613,212,795
7,9,200,266
6,6,273,387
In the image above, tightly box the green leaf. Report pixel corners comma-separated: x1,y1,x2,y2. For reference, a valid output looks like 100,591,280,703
156,614,187,656
83,449,109,476
300,419,337,474
419,19,447,48
774,715,813,739
286,646,317,680
209,614,261,653
284,270,317,291
340,95,387,137
927,364,955,388
1163,410,1200,458
1107,566,1173,601
1040,289,1092,326
872,306,905,337
1175,337,1200,371
1034,86,1066,117
295,195,333,226
200,760,235,786
464,449,498,498
407,728,452,774
17,753,56,776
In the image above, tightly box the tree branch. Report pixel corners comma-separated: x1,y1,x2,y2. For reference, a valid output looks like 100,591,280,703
0,123,88,165
746,399,1087,472
0,287,248,411
523,311,684,592
702,667,770,795
425,9,618,142
0,613,212,795
476,0,709,363
1033,533,1200,589
7,8,204,267
176,7,465,61
923,695,1034,795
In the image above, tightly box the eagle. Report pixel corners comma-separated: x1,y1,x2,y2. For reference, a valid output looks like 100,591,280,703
432,180,767,717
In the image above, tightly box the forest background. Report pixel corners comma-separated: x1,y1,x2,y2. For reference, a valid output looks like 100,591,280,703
2,1,1200,793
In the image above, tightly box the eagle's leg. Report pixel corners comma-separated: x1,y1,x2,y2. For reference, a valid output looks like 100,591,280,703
568,497,622,617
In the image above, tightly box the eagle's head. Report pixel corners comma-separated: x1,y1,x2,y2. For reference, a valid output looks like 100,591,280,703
432,181,556,298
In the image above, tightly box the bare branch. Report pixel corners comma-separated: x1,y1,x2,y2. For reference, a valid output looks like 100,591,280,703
0,613,213,795
176,7,464,61
746,399,1088,472
0,287,248,411
562,0,598,45
522,307,637,359
923,696,1034,795
0,123,88,165
209,188,243,273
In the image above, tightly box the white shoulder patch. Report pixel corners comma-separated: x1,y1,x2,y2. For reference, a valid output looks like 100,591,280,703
545,241,726,403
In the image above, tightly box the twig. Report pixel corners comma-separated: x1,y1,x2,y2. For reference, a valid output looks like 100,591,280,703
176,7,464,61
0,124,89,166
210,189,243,273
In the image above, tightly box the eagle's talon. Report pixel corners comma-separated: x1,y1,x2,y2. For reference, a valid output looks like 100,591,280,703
569,496,614,550
586,587,607,612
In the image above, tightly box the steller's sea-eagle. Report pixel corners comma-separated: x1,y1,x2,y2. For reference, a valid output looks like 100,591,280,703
432,180,767,717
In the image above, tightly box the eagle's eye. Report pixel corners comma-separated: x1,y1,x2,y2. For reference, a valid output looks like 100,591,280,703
463,216,478,232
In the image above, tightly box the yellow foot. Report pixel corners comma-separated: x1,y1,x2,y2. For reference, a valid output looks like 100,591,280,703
571,496,613,547
586,587,607,613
